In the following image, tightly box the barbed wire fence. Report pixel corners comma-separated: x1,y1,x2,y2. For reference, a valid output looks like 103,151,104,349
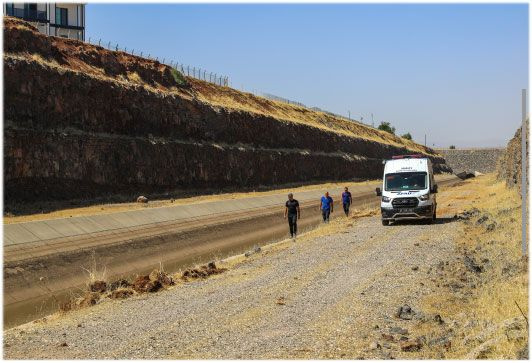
82,37,380,128
258,92,363,125
85,37,228,87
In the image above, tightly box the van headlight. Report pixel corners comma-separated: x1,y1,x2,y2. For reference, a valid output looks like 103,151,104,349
419,193,429,201
382,196,391,203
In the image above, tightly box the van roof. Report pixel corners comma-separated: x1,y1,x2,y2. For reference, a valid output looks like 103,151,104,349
384,157,431,174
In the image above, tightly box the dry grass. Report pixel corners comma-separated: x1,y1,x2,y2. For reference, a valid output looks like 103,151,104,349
416,174,528,359
187,78,433,154
81,251,108,285
126,71,142,84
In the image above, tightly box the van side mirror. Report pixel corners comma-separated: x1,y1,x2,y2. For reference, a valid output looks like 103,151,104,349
375,187,382,196
431,184,438,193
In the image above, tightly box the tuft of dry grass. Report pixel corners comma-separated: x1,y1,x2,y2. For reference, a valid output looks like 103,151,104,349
126,71,142,84
81,251,108,285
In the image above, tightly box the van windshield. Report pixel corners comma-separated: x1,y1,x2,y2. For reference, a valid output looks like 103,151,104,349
385,172,427,191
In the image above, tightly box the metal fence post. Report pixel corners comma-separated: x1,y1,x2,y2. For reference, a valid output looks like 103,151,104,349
522,89,528,256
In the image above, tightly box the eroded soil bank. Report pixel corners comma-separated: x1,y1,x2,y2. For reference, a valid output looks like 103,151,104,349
4,16,449,212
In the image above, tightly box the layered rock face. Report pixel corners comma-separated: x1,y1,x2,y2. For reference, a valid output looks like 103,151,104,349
497,120,528,191
436,148,505,174
4,17,450,204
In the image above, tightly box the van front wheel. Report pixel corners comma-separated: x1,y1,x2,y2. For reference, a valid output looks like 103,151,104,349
382,219,389,226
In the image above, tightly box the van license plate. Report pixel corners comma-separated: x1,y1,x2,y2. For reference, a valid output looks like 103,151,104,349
402,208,414,213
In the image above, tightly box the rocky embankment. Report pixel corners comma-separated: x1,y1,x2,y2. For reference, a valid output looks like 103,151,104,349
4,17,450,207
436,148,504,174
497,120,528,190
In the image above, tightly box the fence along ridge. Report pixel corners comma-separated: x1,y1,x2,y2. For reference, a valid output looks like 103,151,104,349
86,37,228,87
83,37,371,128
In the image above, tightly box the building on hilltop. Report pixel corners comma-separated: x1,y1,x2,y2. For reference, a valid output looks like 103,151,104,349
4,2,85,40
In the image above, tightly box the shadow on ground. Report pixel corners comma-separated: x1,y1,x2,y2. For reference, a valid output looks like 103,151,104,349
389,217,457,226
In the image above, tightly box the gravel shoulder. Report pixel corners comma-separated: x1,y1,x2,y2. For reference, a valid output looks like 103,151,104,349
3,178,499,359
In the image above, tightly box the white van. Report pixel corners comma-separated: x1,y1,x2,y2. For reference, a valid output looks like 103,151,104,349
375,155,438,226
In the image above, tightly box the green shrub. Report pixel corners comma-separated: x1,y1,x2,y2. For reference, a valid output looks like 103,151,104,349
170,68,187,86
378,121,396,135
449,145,456,149
401,132,412,140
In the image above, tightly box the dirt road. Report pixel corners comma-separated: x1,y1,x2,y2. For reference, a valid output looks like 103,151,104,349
4,179,471,359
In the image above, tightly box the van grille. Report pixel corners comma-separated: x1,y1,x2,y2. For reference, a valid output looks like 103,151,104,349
392,197,419,208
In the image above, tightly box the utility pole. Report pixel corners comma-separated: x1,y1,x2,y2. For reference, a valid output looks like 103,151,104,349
522,89,528,256
424,134,427,147
348,111,351,120
371,113,374,127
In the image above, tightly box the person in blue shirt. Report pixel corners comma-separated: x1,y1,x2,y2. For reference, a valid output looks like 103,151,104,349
342,187,353,216
319,191,334,223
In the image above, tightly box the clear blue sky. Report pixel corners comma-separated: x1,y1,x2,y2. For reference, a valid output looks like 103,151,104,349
86,4,528,148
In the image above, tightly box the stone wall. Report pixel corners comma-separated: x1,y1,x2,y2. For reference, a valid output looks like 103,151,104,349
436,148,505,174
497,121,528,190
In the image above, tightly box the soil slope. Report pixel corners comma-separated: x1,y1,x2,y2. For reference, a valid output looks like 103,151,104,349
4,16,450,208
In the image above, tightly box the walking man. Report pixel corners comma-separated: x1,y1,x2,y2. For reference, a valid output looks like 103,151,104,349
284,193,300,238
320,191,334,223
342,186,353,216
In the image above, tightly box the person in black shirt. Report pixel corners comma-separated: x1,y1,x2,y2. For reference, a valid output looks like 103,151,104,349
284,193,300,238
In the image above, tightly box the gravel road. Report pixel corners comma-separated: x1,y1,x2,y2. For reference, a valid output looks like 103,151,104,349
4,203,462,359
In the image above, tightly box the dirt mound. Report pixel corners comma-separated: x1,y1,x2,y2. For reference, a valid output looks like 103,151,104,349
76,291,100,308
88,280,107,293
181,262,227,280
132,275,162,293
108,279,131,291
148,269,174,287
108,288,135,299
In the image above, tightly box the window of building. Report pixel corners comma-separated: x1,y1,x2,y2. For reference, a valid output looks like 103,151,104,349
55,7,68,26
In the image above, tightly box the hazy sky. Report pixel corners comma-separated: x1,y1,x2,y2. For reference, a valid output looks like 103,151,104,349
87,4,528,148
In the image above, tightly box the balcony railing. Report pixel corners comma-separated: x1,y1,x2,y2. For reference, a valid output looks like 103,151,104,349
6,8,47,22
